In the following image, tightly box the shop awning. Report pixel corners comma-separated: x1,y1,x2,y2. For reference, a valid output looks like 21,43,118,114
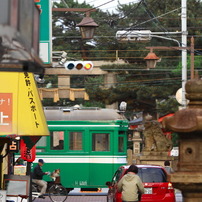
0,72,49,137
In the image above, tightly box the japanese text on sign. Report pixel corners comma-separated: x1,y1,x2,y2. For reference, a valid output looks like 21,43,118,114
0,93,12,132
8,140,19,153
24,72,40,128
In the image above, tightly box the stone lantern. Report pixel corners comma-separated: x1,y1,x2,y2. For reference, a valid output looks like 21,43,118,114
164,78,202,202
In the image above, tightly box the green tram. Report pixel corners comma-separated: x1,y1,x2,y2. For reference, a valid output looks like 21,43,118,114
34,107,129,190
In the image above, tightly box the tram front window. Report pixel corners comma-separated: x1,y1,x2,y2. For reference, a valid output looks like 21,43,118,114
92,133,110,151
50,131,64,150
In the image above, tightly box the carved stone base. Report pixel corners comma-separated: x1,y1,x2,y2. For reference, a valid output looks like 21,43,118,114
135,151,176,168
171,172,202,183
171,172,202,202
141,151,169,156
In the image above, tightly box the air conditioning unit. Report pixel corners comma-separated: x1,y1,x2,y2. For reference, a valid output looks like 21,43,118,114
116,30,152,42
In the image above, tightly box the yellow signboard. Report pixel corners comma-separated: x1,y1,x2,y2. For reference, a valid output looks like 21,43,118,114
0,72,49,136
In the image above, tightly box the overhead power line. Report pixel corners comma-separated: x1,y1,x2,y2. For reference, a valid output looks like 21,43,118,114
117,7,181,40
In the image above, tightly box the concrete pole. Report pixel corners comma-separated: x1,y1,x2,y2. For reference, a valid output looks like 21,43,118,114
181,0,187,107
26,161,32,202
190,36,195,79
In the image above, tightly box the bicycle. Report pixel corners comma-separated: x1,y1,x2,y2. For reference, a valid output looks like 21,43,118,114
32,176,68,202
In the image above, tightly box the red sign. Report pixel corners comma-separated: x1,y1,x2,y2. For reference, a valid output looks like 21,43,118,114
0,93,12,132
20,139,36,162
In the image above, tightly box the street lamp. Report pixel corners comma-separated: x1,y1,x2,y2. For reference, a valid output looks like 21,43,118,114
144,49,160,69
143,34,181,70
77,12,98,39
52,8,98,39
144,36,195,78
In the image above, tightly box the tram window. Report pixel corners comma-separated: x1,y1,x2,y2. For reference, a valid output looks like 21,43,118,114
36,136,46,147
50,131,64,150
118,136,124,152
92,133,109,151
69,132,82,150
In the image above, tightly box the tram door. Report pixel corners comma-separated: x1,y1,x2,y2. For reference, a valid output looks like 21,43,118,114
67,131,89,188
89,131,113,186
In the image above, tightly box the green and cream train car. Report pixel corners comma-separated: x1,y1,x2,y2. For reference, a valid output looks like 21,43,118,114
34,107,128,190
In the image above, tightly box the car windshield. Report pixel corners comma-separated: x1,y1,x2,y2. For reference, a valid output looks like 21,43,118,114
137,167,167,183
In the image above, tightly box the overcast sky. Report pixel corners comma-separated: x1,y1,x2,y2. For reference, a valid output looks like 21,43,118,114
53,0,140,13
75,0,140,13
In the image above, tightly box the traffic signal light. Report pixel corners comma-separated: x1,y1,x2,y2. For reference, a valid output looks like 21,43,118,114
64,61,93,71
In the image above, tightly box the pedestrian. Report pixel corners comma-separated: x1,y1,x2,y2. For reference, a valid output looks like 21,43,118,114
32,159,49,198
117,164,145,202
164,160,174,174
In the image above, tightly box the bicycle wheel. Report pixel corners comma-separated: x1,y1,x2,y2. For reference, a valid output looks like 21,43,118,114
32,184,38,201
32,195,36,201
48,184,68,202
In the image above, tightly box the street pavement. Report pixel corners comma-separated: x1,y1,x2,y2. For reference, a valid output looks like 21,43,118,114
34,193,183,202
34,196,107,202
33,188,183,202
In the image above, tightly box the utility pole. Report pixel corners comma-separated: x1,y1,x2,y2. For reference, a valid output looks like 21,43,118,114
181,0,187,107
116,0,188,107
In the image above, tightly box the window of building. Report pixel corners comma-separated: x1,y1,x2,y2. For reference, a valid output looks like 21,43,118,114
92,133,110,151
118,136,124,152
69,132,83,150
50,131,64,150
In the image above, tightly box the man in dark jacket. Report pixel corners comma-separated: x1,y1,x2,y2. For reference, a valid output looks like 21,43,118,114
32,159,48,198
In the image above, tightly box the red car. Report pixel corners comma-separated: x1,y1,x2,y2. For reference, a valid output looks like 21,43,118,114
106,165,175,202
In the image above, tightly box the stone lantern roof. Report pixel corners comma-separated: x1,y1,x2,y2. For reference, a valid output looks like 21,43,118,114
163,79,202,132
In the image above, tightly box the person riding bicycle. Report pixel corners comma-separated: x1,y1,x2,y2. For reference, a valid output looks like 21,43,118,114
32,159,49,199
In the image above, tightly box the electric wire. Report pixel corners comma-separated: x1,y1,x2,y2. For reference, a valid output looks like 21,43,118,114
141,0,169,34
81,0,116,13
53,0,200,45
53,0,199,53
116,1,200,57
87,0,101,4
114,0,143,20
53,1,202,59
46,80,182,89
88,0,141,13
117,7,181,33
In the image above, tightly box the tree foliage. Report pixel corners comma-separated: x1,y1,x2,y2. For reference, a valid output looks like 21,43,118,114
52,0,202,116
